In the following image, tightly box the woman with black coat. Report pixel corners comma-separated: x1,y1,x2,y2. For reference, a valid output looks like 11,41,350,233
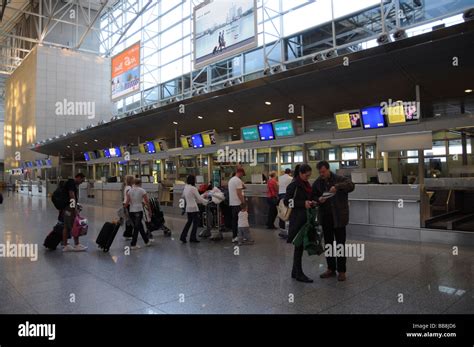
284,164,314,283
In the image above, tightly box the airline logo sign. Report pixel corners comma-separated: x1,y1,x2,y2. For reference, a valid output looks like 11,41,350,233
111,42,141,100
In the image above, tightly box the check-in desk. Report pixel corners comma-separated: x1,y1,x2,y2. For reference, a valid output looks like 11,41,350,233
243,184,269,226
347,184,421,241
16,181,47,197
80,182,161,208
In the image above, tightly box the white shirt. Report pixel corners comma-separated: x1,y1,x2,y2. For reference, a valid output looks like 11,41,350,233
182,184,208,213
228,176,244,206
123,185,131,204
128,186,147,213
278,174,292,195
238,210,249,228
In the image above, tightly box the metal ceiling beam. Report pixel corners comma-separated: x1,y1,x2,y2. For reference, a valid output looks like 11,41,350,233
76,0,109,49
0,0,7,22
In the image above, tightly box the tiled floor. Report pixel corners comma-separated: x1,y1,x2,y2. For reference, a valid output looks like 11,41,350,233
0,193,473,314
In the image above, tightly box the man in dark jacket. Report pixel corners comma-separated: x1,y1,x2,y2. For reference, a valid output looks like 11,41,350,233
313,161,354,281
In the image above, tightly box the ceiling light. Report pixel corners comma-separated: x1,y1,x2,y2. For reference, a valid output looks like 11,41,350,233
67,145,71,148
198,116,203,119
94,139,98,142
173,121,178,125
229,126,234,130
265,101,271,105
228,109,234,113
465,89,473,93
297,116,303,119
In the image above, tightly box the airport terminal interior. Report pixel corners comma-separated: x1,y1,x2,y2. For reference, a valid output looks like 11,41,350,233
0,0,474,315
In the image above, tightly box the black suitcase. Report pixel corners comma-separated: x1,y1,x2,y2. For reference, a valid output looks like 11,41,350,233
44,223,64,250
96,222,120,252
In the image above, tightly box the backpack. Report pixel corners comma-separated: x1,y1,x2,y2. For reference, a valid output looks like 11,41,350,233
51,181,69,210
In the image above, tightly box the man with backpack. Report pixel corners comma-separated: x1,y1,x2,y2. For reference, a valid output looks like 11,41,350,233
52,173,87,252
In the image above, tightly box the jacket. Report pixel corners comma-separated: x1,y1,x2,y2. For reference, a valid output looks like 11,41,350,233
183,184,208,213
284,179,312,243
312,172,355,228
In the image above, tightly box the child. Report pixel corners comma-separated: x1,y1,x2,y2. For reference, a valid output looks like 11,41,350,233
237,203,254,245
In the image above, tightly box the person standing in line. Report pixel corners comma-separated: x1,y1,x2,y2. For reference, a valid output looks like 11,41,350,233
284,164,314,283
278,168,293,236
125,178,152,250
266,171,279,230
228,168,246,243
62,173,88,252
122,175,135,240
237,203,254,245
180,175,208,243
313,161,355,282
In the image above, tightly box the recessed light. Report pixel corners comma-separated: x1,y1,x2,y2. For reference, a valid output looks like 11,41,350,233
265,101,271,105
229,126,234,130
465,89,473,93
84,142,88,145
198,116,203,119
67,145,71,148
74,144,78,147
297,116,303,119
173,121,178,125
94,139,98,142
326,121,332,125
310,129,315,132
228,109,234,113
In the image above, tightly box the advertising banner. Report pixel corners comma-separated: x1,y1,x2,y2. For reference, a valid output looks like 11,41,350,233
194,0,257,69
111,42,141,100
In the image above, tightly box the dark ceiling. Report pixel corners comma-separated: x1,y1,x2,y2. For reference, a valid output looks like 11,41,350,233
33,20,474,158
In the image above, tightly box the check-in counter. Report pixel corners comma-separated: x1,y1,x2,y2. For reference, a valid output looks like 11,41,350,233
348,184,421,241
243,184,269,226
80,182,162,208
16,181,47,197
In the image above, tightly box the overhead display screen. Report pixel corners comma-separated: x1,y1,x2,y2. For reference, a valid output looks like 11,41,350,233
202,132,217,146
181,136,193,149
242,126,259,141
361,106,386,129
103,149,111,158
109,147,122,158
194,0,257,69
192,134,204,149
84,153,91,161
273,120,295,138
386,103,406,124
335,110,362,130
258,123,275,141
145,142,156,154
111,42,141,100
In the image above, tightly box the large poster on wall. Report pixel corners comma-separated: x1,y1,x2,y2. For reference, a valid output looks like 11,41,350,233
111,42,141,100
194,0,257,69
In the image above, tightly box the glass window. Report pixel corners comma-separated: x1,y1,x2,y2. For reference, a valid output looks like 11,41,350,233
449,139,472,155
342,147,358,160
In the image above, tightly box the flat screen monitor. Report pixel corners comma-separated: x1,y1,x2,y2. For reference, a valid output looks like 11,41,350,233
26,161,33,168
181,136,193,149
153,141,164,152
97,150,105,158
241,126,259,141
258,123,275,141
88,151,96,160
404,102,419,122
104,149,111,158
145,141,156,154
36,160,43,167
109,147,122,157
84,153,91,161
335,110,362,130
273,120,295,138
386,102,406,125
361,106,386,129
138,144,146,154
46,159,52,166
191,134,204,149
202,132,217,146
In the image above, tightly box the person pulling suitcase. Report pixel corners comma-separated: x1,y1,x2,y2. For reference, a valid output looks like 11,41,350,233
124,178,152,250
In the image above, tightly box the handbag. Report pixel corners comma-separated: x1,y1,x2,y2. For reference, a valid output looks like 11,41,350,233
277,186,298,222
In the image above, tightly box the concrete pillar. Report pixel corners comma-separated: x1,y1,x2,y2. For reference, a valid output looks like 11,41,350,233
383,152,389,172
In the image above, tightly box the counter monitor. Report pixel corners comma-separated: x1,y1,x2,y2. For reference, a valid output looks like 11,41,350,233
145,141,156,154
273,120,295,137
138,143,146,154
202,132,217,146
386,102,406,124
361,106,386,129
104,149,111,158
335,110,362,130
241,126,259,141
181,136,193,149
192,134,204,149
84,152,91,161
258,123,275,141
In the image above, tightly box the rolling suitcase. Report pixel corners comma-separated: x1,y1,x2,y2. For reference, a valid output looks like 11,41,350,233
96,222,120,252
44,223,64,250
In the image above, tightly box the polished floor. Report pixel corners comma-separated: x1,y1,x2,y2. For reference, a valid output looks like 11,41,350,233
0,193,473,314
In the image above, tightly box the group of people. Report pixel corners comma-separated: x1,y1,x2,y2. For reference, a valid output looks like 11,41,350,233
57,160,354,284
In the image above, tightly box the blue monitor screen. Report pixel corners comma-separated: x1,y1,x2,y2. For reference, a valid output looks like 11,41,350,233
361,106,386,129
109,147,122,157
84,153,90,161
145,142,156,154
46,159,52,166
191,134,204,148
36,160,43,167
258,123,275,141
104,149,111,158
